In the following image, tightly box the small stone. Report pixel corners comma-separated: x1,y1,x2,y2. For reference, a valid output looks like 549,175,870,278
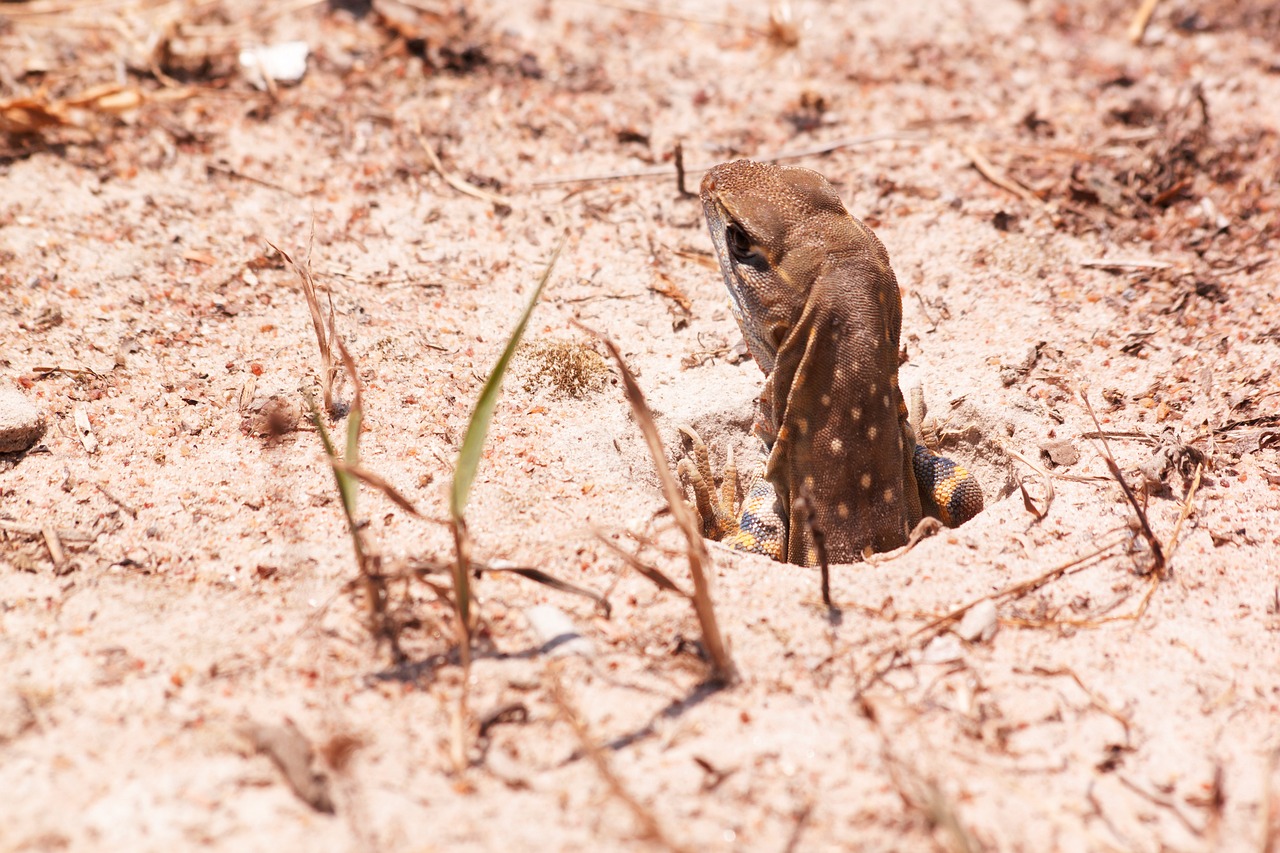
524,604,594,658
1040,439,1079,467
954,599,999,643
920,633,964,665
179,410,205,435
239,41,309,90
0,387,47,453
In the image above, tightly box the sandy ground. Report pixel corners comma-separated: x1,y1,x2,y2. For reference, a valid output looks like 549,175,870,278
2,0,1279,850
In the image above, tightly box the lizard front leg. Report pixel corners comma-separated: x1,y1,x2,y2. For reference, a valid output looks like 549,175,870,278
906,386,985,528
677,425,786,561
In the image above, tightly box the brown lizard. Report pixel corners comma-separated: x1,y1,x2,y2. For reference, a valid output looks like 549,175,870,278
680,159,982,566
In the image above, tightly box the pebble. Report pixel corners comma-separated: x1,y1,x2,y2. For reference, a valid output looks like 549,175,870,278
920,634,964,665
179,410,205,435
239,41,309,90
954,599,999,643
524,604,594,658
0,387,47,453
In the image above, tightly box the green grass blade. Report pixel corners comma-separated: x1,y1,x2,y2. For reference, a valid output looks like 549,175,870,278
305,390,362,560
344,405,362,472
450,234,565,520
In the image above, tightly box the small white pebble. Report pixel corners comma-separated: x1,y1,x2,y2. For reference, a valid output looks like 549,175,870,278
954,599,999,643
920,634,964,665
525,604,594,658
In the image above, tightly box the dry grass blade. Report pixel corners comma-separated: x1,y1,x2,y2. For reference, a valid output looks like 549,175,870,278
450,233,566,654
285,248,404,661
580,323,738,686
414,122,513,210
93,481,138,518
1106,450,1165,574
910,543,1116,639
1128,0,1162,43
984,539,1120,610
478,564,612,617
1115,774,1204,836
305,391,403,663
329,459,434,521
858,539,1121,690
547,663,686,852
963,144,1050,213
270,239,340,415
1079,391,1166,576
41,524,67,573
1026,666,1132,738
1003,443,1054,520
1005,565,1162,629
1166,462,1202,559
595,532,689,596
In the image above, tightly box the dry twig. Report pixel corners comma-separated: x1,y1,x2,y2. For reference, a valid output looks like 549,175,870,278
963,145,1050,212
1166,462,1202,559
1127,0,1161,44
1080,391,1166,576
857,539,1122,689
1003,443,1054,521
581,324,738,685
1025,666,1132,739
414,123,513,209
1080,257,1173,270
0,519,99,543
41,524,67,573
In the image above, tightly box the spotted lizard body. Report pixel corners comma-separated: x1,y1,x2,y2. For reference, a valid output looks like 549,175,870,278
683,159,982,566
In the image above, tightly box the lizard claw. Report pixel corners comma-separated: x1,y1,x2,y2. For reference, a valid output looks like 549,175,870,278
676,424,740,540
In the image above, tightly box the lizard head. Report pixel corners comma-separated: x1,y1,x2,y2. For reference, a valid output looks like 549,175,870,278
700,159,881,377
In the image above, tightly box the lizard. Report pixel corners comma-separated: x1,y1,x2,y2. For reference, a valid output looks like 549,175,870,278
679,159,983,566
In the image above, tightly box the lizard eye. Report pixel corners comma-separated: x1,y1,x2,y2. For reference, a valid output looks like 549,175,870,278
725,223,759,264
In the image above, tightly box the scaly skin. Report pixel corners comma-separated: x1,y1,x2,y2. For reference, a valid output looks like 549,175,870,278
684,159,982,566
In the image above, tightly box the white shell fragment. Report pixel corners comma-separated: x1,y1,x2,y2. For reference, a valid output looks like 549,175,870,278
955,599,999,643
525,605,595,658
920,634,964,665
239,41,310,90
